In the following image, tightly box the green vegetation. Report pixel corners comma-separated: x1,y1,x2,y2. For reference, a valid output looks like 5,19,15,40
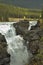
41,8,43,18
0,4,41,21
0,4,41,17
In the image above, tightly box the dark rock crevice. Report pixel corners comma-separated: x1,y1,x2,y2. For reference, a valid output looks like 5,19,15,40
0,33,10,65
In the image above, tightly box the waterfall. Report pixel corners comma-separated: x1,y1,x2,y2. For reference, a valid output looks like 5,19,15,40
0,22,32,65
28,20,37,30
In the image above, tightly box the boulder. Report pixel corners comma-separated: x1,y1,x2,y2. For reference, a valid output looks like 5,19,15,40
29,40,39,54
0,33,6,42
0,33,10,65
13,20,29,35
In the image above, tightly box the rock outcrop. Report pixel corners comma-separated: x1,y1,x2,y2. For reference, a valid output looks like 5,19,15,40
0,33,10,65
31,20,40,30
13,20,43,65
13,20,29,35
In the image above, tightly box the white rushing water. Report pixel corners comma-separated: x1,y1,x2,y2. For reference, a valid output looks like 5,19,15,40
0,22,32,65
28,20,37,30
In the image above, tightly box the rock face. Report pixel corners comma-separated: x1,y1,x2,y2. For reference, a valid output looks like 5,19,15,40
31,20,40,30
13,20,43,65
0,33,10,65
13,20,29,35
13,20,41,55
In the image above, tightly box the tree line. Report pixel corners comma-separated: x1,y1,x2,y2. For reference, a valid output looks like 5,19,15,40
0,4,41,21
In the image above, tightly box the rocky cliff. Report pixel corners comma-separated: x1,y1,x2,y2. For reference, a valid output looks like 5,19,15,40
13,20,43,65
0,33,10,65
